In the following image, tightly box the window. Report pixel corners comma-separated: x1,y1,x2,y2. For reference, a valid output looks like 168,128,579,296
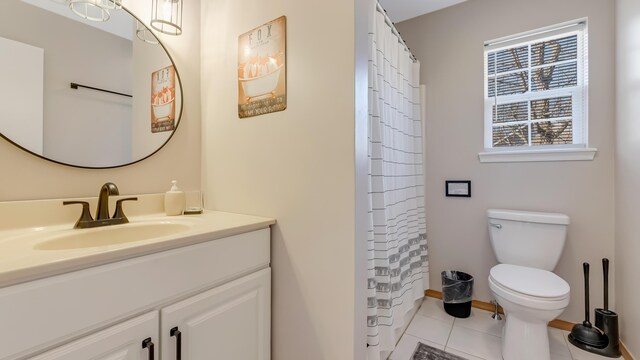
480,20,596,162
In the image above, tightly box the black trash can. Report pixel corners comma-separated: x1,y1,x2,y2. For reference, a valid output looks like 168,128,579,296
441,271,474,318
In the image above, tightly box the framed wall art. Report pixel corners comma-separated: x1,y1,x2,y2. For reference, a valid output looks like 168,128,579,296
238,16,286,118
151,65,176,133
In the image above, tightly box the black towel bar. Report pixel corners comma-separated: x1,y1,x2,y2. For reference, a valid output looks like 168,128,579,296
70,82,133,98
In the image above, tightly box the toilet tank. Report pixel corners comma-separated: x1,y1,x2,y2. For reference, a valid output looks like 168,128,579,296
488,209,569,271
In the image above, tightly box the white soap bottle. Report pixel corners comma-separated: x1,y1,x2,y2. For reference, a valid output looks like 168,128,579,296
164,180,185,216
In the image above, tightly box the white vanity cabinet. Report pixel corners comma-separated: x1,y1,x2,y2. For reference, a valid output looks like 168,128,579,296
29,269,271,360
0,227,271,360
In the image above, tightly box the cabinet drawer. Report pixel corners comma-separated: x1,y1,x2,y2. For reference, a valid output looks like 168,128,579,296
28,312,158,360
0,228,269,360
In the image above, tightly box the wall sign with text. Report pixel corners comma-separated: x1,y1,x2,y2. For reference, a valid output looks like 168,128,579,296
238,16,287,118
151,65,176,133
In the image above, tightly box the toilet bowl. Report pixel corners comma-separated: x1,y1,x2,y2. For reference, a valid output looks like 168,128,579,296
489,264,570,360
487,209,570,360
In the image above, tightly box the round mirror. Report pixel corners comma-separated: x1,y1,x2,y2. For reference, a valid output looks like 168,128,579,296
0,0,183,168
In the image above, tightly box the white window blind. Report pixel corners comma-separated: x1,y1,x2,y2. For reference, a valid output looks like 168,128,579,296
483,20,588,151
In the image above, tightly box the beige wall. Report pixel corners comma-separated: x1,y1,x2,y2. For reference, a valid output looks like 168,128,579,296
616,0,640,356
201,0,368,358
0,0,201,201
396,0,615,323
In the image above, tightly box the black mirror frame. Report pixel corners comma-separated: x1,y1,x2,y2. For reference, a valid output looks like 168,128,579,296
0,5,184,169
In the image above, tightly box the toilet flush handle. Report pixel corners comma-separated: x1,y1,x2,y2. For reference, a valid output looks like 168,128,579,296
489,223,502,229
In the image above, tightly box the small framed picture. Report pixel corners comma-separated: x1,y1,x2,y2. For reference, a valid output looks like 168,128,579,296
445,180,471,197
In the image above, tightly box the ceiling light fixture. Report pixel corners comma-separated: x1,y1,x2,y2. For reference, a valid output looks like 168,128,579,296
136,21,160,45
68,0,122,22
150,0,183,36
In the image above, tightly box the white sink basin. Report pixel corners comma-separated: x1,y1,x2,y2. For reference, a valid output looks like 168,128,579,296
34,222,193,250
0,205,275,288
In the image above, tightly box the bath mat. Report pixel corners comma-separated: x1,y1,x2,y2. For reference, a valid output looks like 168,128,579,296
411,342,467,360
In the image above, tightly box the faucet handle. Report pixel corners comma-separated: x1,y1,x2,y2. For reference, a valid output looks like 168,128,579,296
63,201,94,229
113,197,138,223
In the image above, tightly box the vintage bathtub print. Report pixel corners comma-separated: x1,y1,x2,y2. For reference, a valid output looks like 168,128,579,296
151,65,176,133
238,16,286,118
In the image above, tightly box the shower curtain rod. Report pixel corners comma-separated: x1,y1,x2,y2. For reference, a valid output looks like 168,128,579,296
376,2,418,63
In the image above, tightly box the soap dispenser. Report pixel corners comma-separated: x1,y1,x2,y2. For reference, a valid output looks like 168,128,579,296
165,180,185,216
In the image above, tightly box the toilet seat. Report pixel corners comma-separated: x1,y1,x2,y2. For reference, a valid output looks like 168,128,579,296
490,264,570,298
489,264,570,311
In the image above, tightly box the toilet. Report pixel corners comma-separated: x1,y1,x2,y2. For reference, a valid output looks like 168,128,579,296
487,209,571,360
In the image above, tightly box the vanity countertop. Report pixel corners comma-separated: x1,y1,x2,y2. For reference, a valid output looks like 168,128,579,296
0,210,275,288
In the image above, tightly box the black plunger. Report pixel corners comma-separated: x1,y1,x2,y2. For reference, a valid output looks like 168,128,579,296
568,263,608,348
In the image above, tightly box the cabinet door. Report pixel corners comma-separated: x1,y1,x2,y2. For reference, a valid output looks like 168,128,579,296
161,268,271,360
29,312,158,360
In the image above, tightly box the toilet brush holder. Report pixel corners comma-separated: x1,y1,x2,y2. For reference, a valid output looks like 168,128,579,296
591,309,621,358
583,258,621,358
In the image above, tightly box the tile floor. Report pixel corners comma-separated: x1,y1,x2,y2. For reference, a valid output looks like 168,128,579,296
389,297,622,360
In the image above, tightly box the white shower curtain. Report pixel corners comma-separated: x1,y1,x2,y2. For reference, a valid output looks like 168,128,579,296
366,3,428,359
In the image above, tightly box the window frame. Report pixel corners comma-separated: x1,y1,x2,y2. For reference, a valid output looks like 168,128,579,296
479,19,597,163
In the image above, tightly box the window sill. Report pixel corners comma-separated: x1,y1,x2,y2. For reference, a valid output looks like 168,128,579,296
478,147,597,163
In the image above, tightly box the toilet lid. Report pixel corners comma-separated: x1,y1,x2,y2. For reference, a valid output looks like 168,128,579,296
490,264,570,299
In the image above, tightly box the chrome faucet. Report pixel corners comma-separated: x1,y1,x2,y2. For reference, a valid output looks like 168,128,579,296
64,182,137,229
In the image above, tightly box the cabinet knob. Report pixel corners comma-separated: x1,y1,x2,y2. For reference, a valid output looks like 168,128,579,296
170,327,182,360
142,337,155,360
